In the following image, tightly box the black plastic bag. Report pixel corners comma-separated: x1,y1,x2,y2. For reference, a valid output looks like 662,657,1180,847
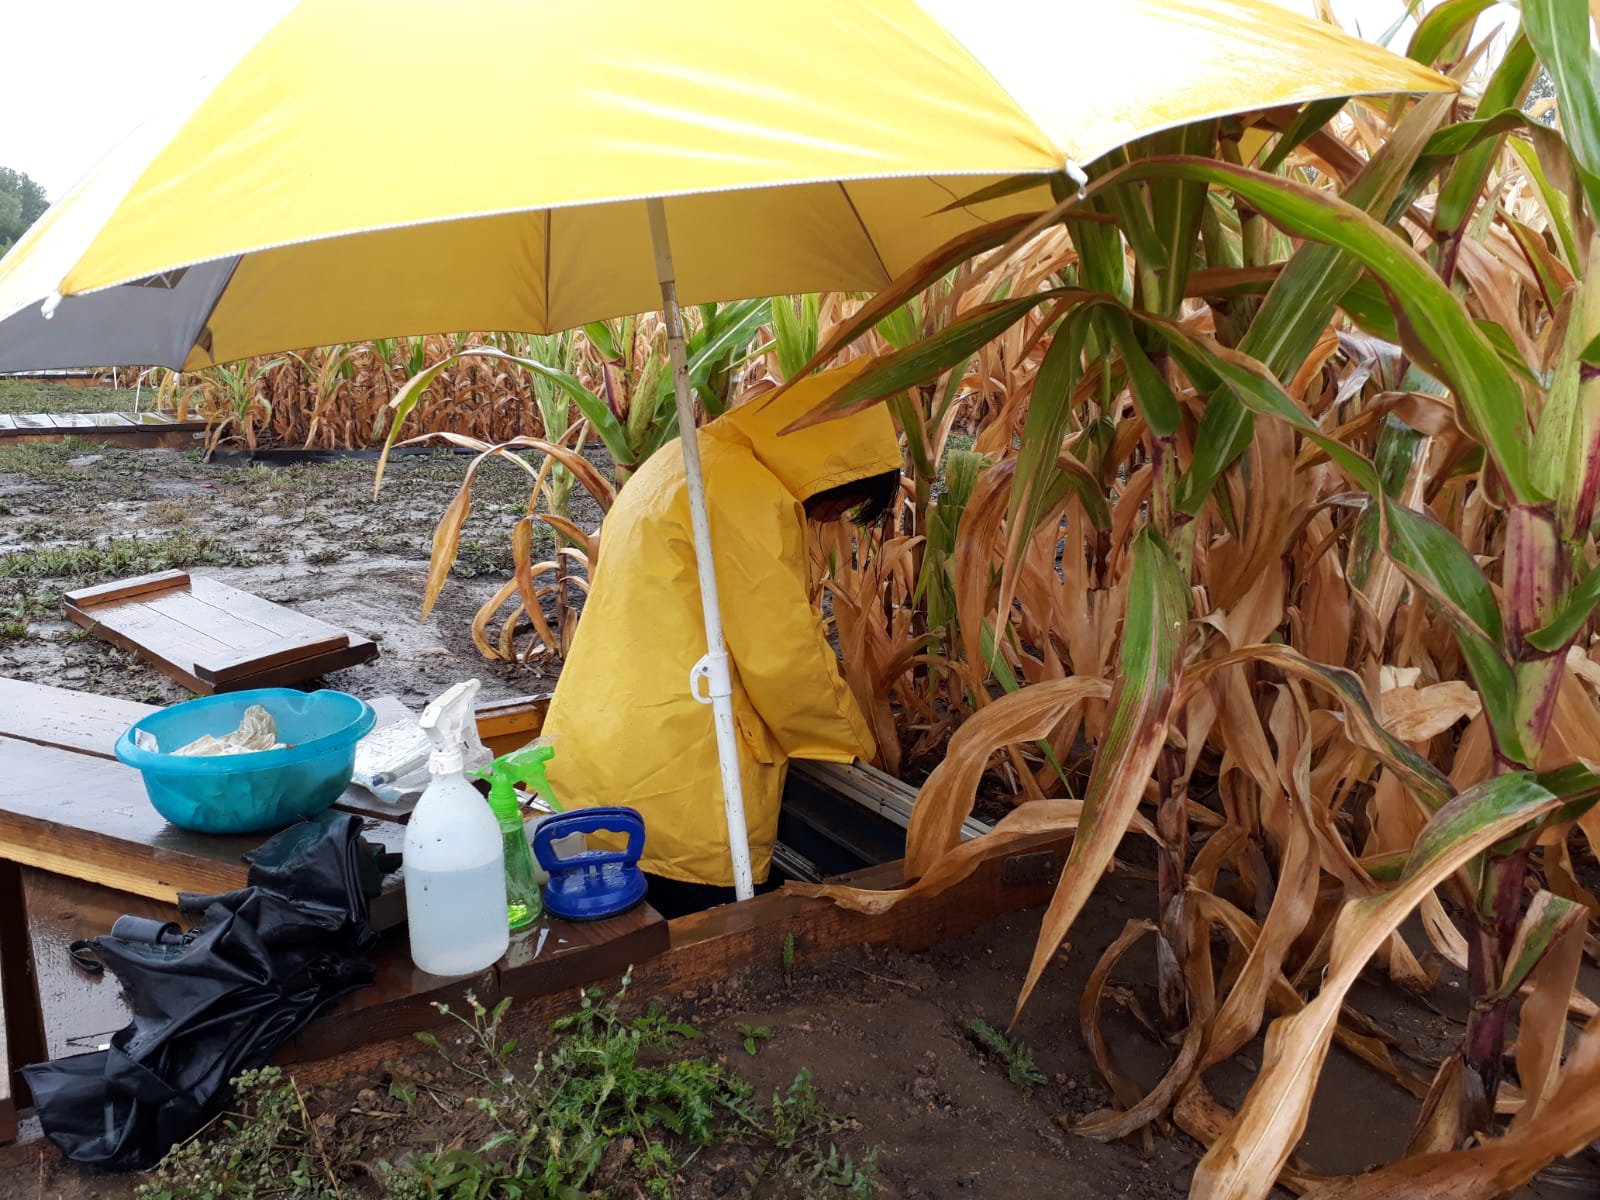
22,810,396,1171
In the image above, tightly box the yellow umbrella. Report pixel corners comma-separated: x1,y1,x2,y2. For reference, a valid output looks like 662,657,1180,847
0,0,1452,897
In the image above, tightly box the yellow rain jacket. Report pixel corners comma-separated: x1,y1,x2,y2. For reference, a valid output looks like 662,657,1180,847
541,360,900,886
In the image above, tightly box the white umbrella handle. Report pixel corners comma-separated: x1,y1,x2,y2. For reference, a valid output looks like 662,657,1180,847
649,197,755,902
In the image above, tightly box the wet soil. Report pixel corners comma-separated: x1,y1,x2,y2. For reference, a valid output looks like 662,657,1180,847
0,435,606,709
11,875,1590,1200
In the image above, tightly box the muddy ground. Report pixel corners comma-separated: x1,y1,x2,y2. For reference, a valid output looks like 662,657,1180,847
13,877,1569,1200
0,387,1593,1197
0,417,605,709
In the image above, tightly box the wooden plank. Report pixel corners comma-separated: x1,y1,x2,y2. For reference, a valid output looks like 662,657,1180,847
211,635,378,693
21,870,181,1062
187,577,352,644
0,679,153,758
285,831,1071,1087
63,601,216,694
64,569,189,609
75,413,138,427
195,632,351,686
0,425,207,451
476,694,550,756
143,590,297,655
0,735,406,913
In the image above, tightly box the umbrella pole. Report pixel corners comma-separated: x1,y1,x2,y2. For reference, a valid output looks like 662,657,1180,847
647,197,756,902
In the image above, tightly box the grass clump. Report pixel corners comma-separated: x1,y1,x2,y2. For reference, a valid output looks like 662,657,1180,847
0,530,255,584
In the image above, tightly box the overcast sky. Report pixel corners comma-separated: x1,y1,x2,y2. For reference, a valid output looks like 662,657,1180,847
1,1,1519,202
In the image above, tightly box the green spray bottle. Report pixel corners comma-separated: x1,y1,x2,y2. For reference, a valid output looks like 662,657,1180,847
475,742,563,932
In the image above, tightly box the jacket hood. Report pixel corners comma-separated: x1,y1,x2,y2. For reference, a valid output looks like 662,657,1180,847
715,358,902,502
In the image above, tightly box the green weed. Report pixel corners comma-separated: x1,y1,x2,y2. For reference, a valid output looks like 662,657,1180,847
383,977,875,1198
968,1018,1046,1088
0,531,254,584
738,1024,773,1056
135,1068,340,1200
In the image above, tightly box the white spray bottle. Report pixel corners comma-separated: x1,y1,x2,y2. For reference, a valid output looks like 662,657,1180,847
403,679,509,976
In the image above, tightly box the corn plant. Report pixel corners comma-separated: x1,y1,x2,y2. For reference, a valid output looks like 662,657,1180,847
793,5,1600,1194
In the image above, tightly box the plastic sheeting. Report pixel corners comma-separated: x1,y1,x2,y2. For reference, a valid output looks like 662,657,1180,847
21,811,397,1171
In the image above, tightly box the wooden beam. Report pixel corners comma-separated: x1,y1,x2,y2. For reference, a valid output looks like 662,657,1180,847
0,861,45,1130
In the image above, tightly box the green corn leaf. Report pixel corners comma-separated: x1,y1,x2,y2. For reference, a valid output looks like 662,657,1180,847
1145,121,1218,317
1522,0,1600,219
771,295,819,381
1100,156,1539,503
1172,93,1455,511
1348,415,1426,590
1009,306,1093,542
1014,528,1189,1018
1408,0,1498,68
1509,137,1580,271
582,320,620,361
1579,332,1600,369
1382,501,1503,643
1383,502,1525,763
1138,314,1384,497
1482,891,1589,1005
1260,100,1347,173
1102,308,1180,436
1527,561,1600,652
1433,37,1539,236
784,288,1075,428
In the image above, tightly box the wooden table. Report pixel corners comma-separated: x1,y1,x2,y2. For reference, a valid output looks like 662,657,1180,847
0,679,666,1143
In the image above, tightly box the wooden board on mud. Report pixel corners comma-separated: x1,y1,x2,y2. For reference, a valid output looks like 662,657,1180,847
16,870,667,1072
63,571,378,695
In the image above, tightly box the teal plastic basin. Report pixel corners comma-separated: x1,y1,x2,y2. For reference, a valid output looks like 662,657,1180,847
113,689,376,835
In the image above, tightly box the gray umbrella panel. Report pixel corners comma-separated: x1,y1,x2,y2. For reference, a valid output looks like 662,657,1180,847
0,259,238,373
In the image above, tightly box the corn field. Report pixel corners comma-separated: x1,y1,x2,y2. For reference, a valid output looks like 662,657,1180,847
194,3,1600,1194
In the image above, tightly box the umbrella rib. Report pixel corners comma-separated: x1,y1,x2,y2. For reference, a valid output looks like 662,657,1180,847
836,182,891,288
544,208,552,332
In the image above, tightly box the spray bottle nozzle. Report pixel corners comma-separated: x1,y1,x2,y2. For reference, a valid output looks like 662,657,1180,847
475,740,564,819
419,679,481,774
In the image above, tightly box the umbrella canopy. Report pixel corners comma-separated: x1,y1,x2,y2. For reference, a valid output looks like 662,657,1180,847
0,0,1451,373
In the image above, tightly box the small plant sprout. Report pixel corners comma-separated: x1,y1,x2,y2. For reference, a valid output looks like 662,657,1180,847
968,1018,1046,1088
738,1023,774,1055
